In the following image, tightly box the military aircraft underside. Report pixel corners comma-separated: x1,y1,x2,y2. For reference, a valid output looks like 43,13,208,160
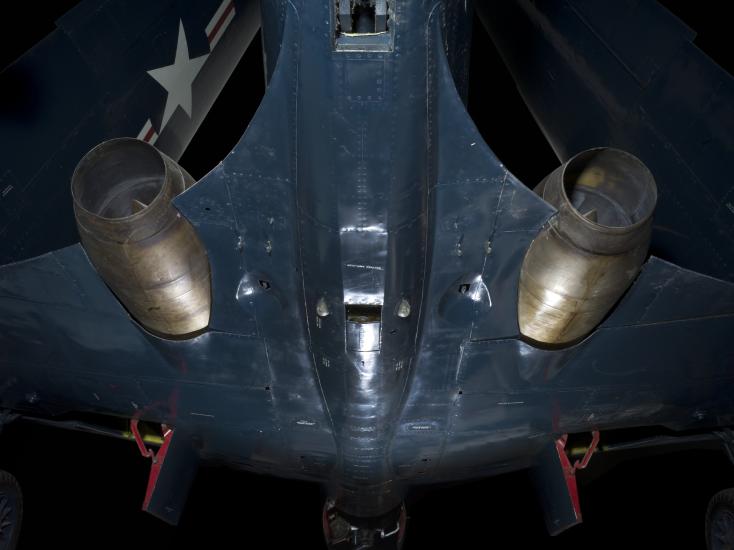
1,0,734,548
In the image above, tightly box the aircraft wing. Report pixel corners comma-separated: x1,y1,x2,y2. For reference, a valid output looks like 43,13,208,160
477,0,734,281
0,0,260,264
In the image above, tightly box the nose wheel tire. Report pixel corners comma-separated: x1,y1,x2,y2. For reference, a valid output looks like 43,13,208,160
0,471,22,550
707,488,734,550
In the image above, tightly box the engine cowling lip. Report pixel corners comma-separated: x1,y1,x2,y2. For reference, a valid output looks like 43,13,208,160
71,137,175,225
558,147,657,230
539,147,658,255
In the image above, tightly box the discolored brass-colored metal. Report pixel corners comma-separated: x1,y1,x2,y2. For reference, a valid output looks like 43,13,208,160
72,138,211,337
518,148,657,345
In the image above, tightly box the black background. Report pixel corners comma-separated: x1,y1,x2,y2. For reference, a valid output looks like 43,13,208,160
2,2,734,549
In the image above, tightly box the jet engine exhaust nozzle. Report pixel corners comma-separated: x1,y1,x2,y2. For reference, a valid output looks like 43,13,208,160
71,138,211,337
518,147,657,345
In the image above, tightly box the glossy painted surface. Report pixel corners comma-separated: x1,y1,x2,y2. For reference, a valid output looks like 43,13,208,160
0,0,733,534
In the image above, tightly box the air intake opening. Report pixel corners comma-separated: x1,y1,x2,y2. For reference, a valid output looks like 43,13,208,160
72,139,165,220
561,148,657,229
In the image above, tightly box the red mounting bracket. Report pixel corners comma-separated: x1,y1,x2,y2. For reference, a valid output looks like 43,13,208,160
557,429,600,474
572,429,600,471
553,430,600,524
130,419,174,511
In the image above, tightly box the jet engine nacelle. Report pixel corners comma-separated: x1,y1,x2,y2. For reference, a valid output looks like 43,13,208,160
518,147,657,345
71,138,211,337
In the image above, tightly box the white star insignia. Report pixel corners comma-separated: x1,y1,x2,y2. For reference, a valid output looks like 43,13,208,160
147,20,209,132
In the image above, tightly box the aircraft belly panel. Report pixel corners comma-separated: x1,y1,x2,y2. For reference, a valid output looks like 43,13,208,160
0,242,337,477
410,254,734,478
1,0,734,540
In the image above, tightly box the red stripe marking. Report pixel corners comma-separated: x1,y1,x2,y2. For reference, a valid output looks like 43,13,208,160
143,125,156,142
207,1,235,44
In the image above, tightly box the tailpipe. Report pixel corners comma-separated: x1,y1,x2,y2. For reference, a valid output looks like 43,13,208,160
71,138,211,337
518,147,657,345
